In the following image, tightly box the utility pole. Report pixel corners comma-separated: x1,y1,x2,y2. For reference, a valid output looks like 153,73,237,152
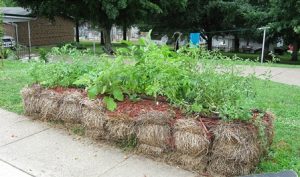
258,26,270,64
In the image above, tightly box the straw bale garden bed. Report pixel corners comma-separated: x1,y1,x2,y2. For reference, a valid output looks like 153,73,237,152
22,40,274,177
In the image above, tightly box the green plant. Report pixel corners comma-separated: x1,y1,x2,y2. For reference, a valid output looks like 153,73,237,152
1,56,299,175
0,48,13,59
117,134,138,150
73,35,260,120
71,124,85,136
39,48,48,63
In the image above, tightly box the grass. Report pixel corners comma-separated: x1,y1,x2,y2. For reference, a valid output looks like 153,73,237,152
253,80,300,174
0,59,299,175
30,41,129,56
78,40,129,55
0,60,33,114
221,52,300,68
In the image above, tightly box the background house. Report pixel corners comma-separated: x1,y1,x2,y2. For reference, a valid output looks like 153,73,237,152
211,35,284,53
1,7,75,46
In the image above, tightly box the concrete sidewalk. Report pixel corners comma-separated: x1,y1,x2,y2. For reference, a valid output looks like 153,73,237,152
0,108,196,177
244,66,300,86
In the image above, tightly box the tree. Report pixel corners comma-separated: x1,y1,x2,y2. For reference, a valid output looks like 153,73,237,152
146,0,251,50
13,0,177,53
270,0,300,61
2,0,17,6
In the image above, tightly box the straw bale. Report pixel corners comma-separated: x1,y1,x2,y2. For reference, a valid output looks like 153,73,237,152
169,153,208,172
208,157,252,177
137,124,170,148
81,99,106,128
21,85,43,117
40,90,63,120
106,116,135,140
208,122,261,176
263,112,275,146
85,128,106,140
80,99,107,139
58,92,83,123
136,144,164,156
174,119,210,156
136,110,175,125
135,110,174,149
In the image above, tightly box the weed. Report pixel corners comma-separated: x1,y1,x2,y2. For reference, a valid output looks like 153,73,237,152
71,124,85,136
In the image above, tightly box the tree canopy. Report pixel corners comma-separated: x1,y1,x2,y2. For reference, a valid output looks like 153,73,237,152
13,0,185,52
8,0,300,59
270,0,300,60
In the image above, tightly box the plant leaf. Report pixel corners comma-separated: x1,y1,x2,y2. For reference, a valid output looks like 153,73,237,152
87,86,98,99
103,96,117,111
191,103,203,113
113,88,124,101
101,85,107,94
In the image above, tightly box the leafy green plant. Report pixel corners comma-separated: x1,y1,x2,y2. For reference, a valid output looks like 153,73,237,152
31,37,262,120
39,48,48,63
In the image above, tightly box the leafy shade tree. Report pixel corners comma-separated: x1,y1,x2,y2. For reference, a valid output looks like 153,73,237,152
270,0,300,61
86,0,183,50
147,0,250,50
224,0,271,52
2,0,17,6
13,0,180,52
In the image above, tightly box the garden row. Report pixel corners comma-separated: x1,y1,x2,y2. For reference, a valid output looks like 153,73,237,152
22,85,274,177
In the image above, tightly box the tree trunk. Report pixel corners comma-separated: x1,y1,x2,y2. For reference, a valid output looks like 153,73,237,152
207,35,212,50
122,25,127,41
234,35,239,52
75,20,80,43
103,25,114,54
100,31,104,45
291,41,298,61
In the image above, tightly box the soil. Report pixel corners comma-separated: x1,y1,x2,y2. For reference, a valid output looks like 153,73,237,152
48,87,271,137
107,98,183,119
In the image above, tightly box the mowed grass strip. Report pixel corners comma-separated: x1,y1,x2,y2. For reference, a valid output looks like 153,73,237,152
0,60,33,114
0,59,299,174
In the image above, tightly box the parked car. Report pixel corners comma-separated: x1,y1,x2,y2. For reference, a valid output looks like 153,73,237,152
1,36,16,49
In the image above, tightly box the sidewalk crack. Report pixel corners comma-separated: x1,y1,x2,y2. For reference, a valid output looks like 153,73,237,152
0,158,36,177
0,128,50,148
97,155,133,177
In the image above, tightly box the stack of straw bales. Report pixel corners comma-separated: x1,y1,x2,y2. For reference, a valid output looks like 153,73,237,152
136,111,174,156
21,85,275,177
172,118,210,172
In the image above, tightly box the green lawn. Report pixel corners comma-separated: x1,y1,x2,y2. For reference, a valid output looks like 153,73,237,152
0,60,33,114
221,52,300,68
31,41,129,56
0,59,299,174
